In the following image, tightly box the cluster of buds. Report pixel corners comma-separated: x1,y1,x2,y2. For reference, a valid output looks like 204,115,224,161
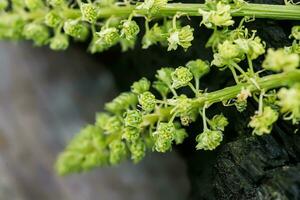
199,1,235,28
249,106,279,136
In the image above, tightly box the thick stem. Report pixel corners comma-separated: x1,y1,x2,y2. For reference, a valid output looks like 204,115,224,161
20,3,300,21
96,4,300,20
199,70,300,106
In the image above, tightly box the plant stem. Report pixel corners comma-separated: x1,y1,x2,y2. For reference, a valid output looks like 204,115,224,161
96,3,300,20
199,70,300,106
21,3,300,21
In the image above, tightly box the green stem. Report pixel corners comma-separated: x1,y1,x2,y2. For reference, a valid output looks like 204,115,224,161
199,70,300,106
20,3,300,21
96,3,300,20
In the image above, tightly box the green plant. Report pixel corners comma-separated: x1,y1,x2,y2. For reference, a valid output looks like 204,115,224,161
0,0,299,175
55,20,300,175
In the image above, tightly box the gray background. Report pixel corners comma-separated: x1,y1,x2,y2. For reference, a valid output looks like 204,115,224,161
0,42,189,200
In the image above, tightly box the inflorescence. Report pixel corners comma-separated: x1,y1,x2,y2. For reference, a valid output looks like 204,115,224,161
55,22,300,174
1,0,299,175
0,0,300,52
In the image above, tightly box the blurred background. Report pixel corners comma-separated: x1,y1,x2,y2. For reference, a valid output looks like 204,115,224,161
0,42,189,200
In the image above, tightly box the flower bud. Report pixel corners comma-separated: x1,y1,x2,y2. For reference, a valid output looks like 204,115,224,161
262,49,299,72
122,127,140,142
291,26,300,40
131,78,150,94
129,140,146,163
153,122,175,152
277,84,300,124
95,113,110,129
210,114,228,131
142,24,164,49
171,66,193,89
121,20,140,41
167,25,194,51
249,106,279,135
50,34,69,51
199,2,234,28
63,20,89,40
196,129,223,150
104,116,122,134
186,59,210,80
136,0,168,14
155,68,174,86
96,27,120,47
124,110,142,128
81,3,98,23
139,91,156,112
174,126,188,145
45,11,61,28
109,140,127,165
23,23,50,46
105,92,138,114
153,80,170,97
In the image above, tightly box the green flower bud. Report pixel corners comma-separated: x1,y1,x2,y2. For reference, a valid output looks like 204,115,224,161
186,59,210,80
153,80,170,97
142,23,165,49
199,2,234,28
0,0,8,10
235,88,251,112
218,40,241,60
171,66,193,89
139,91,156,112
63,20,89,40
234,37,265,60
95,113,110,129
24,0,44,10
196,129,223,150
262,49,299,72
153,122,175,152
210,114,228,131
124,110,142,127
120,37,136,52
0,15,25,40
136,0,168,14
131,78,150,94
247,37,265,60
155,67,174,86
170,95,196,124
277,84,300,124
121,20,140,41
129,140,146,163
23,23,50,46
212,40,243,67
105,92,138,114
122,127,140,142
109,140,127,165
45,11,61,28
55,125,108,175
89,34,109,53
249,106,279,136
174,125,188,145
167,25,194,51
96,27,120,47
50,34,69,51
47,0,65,7
105,116,123,134
291,26,300,40
81,3,98,23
